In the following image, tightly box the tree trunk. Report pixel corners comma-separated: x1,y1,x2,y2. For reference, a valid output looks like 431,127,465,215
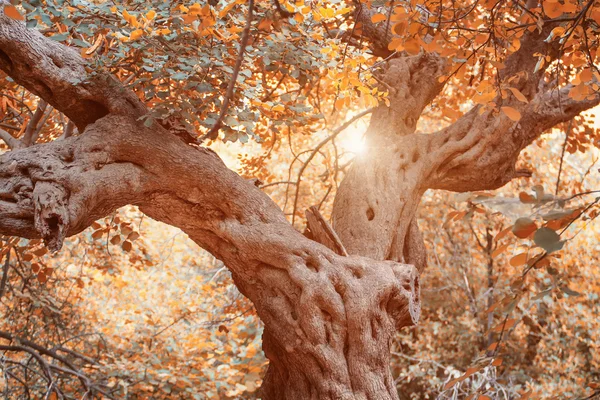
0,114,421,400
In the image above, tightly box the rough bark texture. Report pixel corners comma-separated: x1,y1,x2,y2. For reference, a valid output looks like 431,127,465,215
1,4,599,399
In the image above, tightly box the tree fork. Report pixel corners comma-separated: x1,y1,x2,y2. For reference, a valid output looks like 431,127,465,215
0,114,420,399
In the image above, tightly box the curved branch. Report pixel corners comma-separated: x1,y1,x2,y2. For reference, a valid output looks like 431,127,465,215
426,85,600,192
0,9,146,131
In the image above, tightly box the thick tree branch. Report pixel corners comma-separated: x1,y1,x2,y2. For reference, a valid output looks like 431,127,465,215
21,99,47,147
0,10,146,132
0,127,21,149
426,88,600,192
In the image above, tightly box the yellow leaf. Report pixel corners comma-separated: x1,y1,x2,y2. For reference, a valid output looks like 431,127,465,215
189,3,202,15
129,29,144,41
146,10,156,20
508,87,528,103
272,104,285,112
501,106,521,121
4,5,24,21
371,13,387,23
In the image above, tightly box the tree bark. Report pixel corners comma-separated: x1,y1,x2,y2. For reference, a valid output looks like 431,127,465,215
1,5,599,400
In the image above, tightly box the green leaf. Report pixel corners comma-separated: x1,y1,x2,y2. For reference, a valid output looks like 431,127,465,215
532,287,553,301
560,285,582,297
534,227,564,253
50,33,69,42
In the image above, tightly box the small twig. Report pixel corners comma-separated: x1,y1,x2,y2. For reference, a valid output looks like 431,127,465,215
201,0,255,142
555,121,572,195
21,99,48,147
260,180,297,189
305,206,349,256
0,247,10,300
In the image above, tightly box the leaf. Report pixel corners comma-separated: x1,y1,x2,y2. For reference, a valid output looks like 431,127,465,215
443,378,459,390
508,88,528,103
491,243,510,258
129,29,144,41
509,252,528,267
371,13,387,23
501,106,521,121
519,191,536,203
404,38,421,55
146,10,156,20
258,18,273,31
491,358,503,367
122,241,133,252
492,318,517,332
38,272,47,284
560,285,582,297
534,227,564,253
532,288,553,300
4,5,24,21
512,218,537,239
388,38,403,51
127,231,140,241
494,227,511,242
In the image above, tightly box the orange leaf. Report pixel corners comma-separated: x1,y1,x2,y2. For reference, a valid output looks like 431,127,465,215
4,5,24,20
371,13,387,23
491,243,509,258
404,38,421,55
519,191,536,203
122,241,132,252
512,218,537,239
494,227,512,242
509,252,528,267
258,18,273,31
492,318,517,332
491,358,503,367
501,106,521,121
388,38,403,51
443,378,459,390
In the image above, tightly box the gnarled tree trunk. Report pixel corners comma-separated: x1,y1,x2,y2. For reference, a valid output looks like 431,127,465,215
1,5,598,400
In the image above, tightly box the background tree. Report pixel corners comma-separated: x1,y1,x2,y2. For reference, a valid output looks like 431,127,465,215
1,0,600,399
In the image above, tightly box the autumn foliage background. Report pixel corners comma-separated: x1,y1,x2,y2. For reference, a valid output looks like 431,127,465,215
1,0,600,398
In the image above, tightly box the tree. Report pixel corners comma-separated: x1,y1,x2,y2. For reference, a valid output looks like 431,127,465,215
1,0,599,398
